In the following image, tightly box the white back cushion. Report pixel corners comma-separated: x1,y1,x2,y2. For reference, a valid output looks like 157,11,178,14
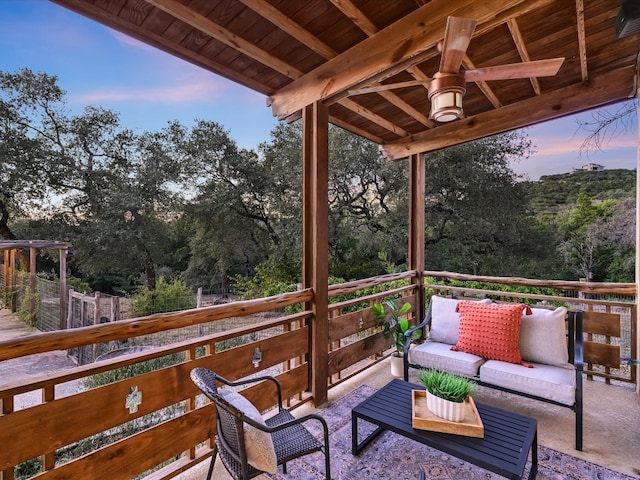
519,306,569,367
427,295,492,345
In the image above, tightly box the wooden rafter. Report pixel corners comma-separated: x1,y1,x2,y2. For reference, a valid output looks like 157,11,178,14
236,0,338,59
50,0,276,94
507,18,541,95
145,0,303,79
462,56,502,108
329,0,378,37
339,98,409,136
337,7,436,129
575,0,588,81
377,90,433,127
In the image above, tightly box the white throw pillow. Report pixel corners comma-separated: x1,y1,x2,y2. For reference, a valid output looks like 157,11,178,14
220,390,277,473
519,306,569,367
427,295,492,345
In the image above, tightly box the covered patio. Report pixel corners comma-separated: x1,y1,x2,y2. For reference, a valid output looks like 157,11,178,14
48,0,640,404
1,0,640,479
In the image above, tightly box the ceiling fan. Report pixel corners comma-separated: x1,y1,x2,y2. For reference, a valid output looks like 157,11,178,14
348,17,565,123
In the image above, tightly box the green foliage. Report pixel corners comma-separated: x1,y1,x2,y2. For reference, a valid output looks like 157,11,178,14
372,299,421,355
129,277,195,317
522,169,636,215
419,369,474,403
15,286,40,327
84,352,184,389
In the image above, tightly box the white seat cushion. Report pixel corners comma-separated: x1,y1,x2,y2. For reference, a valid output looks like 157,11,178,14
409,341,485,377
479,360,576,406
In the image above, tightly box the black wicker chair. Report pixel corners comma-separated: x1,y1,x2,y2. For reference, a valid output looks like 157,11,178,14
190,368,331,480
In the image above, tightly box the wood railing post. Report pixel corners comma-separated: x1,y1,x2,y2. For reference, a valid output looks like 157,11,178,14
302,102,329,406
409,152,426,324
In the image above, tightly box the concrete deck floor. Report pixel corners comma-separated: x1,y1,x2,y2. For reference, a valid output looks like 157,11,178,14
178,359,640,480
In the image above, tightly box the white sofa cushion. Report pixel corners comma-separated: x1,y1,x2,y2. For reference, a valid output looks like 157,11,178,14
519,306,569,367
428,295,492,345
479,360,576,406
409,340,485,377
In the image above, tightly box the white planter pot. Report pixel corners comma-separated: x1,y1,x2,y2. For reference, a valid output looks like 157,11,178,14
389,353,404,377
426,392,466,422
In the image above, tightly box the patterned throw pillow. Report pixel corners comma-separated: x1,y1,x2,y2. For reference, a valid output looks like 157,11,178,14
220,390,278,473
428,295,493,345
452,302,533,367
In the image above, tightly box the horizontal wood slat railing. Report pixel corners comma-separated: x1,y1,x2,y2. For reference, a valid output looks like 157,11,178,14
0,289,313,362
0,291,313,480
0,270,636,480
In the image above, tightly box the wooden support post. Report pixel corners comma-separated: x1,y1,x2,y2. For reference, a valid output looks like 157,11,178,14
409,153,426,325
3,250,9,307
9,249,16,312
59,248,68,330
29,247,36,324
302,102,329,406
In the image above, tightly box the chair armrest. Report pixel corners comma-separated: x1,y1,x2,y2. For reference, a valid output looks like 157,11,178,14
243,411,330,448
572,310,584,372
217,374,283,409
402,301,433,356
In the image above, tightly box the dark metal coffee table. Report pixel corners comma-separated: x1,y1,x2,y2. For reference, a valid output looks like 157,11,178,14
352,378,537,480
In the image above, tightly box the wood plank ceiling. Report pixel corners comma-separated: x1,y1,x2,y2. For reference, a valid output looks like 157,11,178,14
50,0,639,160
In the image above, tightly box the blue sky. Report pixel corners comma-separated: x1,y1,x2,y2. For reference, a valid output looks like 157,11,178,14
1,0,637,181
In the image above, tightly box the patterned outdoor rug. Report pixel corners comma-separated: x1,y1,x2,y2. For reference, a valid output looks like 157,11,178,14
267,384,637,480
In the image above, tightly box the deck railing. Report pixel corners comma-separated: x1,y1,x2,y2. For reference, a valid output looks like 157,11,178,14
0,271,636,479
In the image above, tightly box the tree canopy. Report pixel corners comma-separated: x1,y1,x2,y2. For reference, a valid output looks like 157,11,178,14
1,67,635,296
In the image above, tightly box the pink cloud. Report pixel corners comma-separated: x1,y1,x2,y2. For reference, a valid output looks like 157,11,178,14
72,75,230,104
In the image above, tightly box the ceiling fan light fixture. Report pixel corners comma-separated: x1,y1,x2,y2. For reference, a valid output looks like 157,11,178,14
430,90,463,122
428,73,466,123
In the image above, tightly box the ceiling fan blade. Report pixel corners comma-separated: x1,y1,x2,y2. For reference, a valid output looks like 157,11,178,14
439,17,477,74
348,80,429,95
464,57,565,82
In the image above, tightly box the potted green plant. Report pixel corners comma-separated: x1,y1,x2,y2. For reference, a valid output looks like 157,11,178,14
418,368,475,422
372,299,421,376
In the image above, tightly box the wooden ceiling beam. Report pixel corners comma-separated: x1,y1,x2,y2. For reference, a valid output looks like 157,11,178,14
381,65,635,160
268,0,556,119
145,0,303,79
377,90,434,127
237,0,338,59
50,0,275,94
339,98,409,137
329,116,385,144
329,0,379,37
507,18,541,95
330,4,436,129
575,0,588,81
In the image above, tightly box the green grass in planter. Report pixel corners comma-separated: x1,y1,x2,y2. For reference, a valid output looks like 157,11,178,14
418,369,474,403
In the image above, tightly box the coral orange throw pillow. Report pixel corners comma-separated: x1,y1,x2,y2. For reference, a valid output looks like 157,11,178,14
452,302,533,367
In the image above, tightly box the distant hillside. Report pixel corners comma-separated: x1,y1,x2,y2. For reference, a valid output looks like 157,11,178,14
521,168,636,215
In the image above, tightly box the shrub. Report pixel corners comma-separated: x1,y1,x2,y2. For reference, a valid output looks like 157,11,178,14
129,277,195,317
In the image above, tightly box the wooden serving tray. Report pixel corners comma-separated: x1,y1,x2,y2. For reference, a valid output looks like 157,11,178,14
411,390,484,438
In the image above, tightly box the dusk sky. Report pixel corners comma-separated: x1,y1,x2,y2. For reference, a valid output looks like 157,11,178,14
1,0,637,181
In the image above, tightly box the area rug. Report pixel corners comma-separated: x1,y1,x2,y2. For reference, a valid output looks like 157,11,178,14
267,385,637,480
